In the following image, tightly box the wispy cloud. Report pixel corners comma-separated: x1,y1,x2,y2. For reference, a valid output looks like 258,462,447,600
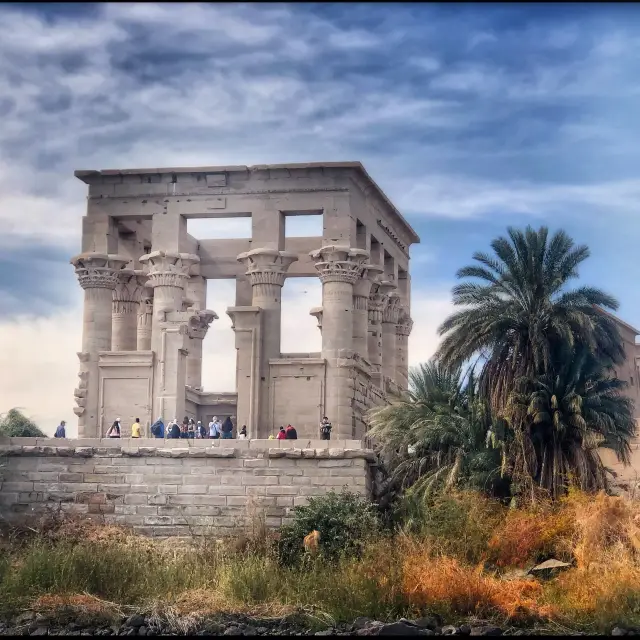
2,3,640,427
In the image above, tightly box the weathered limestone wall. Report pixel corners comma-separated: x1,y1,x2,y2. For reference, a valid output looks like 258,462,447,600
0,438,373,537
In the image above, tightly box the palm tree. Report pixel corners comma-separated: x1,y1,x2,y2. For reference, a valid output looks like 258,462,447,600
369,361,503,502
436,226,624,414
505,345,635,498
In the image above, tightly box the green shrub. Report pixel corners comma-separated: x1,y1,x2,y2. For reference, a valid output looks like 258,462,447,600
0,408,45,437
277,489,380,566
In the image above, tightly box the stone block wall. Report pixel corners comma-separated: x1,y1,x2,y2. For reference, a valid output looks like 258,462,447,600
0,438,374,538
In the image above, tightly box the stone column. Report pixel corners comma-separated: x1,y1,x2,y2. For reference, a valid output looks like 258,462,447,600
382,288,401,384
71,252,128,437
353,264,383,361
367,282,385,383
112,270,147,351
237,248,298,437
186,310,218,389
396,308,413,391
137,288,153,351
140,250,200,422
311,245,369,438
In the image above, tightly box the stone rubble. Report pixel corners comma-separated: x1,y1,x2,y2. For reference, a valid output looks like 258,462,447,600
0,611,631,636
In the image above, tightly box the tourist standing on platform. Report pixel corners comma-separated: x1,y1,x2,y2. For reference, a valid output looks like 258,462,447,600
131,418,142,439
238,425,247,439
276,426,286,440
151,417,165,438
54,421,66,438
170,419,181,439
209,417,220,439
187,418,196,439
221,417,234,439
180,417,189,439
320,416,332,441
106,419,121,438
285,424,298,440
197,421,207,439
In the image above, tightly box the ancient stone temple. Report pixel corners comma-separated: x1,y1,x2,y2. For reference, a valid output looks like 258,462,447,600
70,162,420,440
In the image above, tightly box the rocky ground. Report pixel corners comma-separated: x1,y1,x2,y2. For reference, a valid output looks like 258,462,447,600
0,611,635,636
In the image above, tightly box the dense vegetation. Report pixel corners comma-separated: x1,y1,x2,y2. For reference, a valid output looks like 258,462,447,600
371,225,635,502
0,408,45,438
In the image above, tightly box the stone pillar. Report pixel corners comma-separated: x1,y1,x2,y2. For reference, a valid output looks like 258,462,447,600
186,310,218,389
396,308,413,391
137,288,153,351
382,288,401,384
112,270,147,351
237,248,298,437
311,245,369,438
310,307,323,333
139,250,200,422
367,282,385,383
353,264,383,361
71,252,128,437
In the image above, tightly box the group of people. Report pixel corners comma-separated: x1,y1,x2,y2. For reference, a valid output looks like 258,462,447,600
103,416,247,439
55,415,333,441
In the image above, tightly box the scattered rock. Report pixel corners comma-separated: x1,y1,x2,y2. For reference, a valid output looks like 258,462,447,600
459,625,472,636
441,626,457,635
528,558,572,577
470,626,503,636
377,621,423,636
412,617,439,631
29,627,48,636
612,628,627,637
126,615,146,629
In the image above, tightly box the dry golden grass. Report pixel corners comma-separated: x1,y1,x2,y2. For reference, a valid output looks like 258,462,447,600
7,490,640,632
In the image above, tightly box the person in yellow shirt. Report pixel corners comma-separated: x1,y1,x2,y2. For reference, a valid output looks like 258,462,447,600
131,418,142,438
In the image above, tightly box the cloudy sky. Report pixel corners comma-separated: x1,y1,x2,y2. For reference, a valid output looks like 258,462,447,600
2,3,640,435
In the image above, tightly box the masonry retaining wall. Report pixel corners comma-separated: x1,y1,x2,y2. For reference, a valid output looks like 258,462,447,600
0,438,374,537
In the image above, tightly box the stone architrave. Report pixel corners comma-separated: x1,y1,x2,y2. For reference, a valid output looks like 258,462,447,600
310,245,369,438
353,264,384,361
186,310,218,389
237,248,298,437
381,285,401,384
137,287,154,351
310,307,323,333
139,250,200,421
395,307,414,391
70,252,129,437
112,269,147,351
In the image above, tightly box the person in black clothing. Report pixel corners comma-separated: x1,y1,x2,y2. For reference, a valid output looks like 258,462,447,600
170,420,181,439
285,424,298,440
221,416,234,439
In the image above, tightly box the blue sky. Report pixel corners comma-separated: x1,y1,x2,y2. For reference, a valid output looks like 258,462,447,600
2,2,640,431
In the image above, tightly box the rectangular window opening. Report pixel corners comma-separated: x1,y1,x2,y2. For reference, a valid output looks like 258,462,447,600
284,212,323,238
201,279,237,393
281,277,322,355
188,217,252,240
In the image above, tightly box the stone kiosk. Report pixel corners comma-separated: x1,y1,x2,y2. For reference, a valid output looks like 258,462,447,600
68,162,420,440
0,163,421,537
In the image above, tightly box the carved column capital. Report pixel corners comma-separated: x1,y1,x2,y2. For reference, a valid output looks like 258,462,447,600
71,253,129,290
310,245,369,285
382,290,402,324
354,263,384,308
310,306,323,330
188,309,218,340
113,270,148,314
237,248,298,288
396,307,414,336
139,251,200,289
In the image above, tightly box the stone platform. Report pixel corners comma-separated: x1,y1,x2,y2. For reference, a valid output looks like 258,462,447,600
0,438,374,537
